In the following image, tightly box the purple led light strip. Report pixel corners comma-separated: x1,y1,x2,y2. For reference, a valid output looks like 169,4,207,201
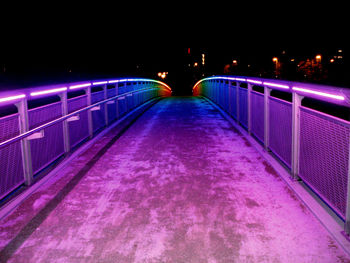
0,94,26,103
292,86,345,101
194,76,348,104
30,87,67,97
263,82,290,90
69,83,92,90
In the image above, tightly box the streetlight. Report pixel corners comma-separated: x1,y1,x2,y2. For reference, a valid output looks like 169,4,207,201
316,55,322,63
272,57,280,78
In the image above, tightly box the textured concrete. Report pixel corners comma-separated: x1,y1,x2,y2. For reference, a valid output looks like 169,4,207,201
1,97,350,262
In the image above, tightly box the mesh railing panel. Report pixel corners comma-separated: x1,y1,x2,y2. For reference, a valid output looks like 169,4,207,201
251,92,265,143
230,87,237,120
300,107,350,218
269,97,292,168
0,114,24,199
68,95,89,148
29,102,64,174
239,88,248,129
91,91,106,133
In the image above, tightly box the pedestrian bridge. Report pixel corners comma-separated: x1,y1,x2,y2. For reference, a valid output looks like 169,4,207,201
1,77,350,262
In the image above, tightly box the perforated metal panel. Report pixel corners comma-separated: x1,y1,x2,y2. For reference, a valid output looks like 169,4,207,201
68,95,89,148
91,91,106,133
300,107,350,218
29,102,64,175
239,88,248,129
269,97,292,168
230,87,237,119
251,91,265,143
0,114,24,199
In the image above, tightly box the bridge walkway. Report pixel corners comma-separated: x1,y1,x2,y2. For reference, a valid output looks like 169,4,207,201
0,97,349,262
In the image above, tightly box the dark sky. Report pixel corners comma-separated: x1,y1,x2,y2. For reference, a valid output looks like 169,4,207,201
0,47,347,95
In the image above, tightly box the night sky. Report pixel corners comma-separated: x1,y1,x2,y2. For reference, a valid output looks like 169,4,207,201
0,47,348,95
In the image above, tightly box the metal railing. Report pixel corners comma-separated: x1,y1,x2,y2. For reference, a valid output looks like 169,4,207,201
0,78,171,201
193,76,350,235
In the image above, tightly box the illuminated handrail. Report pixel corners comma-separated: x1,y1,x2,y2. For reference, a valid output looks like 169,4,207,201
0,77,171,194
193,75,350,236
193,76,350,107
0,78,172,106
0,87,156,150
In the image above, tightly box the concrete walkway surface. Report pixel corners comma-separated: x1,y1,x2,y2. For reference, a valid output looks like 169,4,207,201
0,97,350,262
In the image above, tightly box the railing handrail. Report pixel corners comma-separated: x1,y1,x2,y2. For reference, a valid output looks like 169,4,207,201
193,76,350,107
0,78,171,106
0,86,164,150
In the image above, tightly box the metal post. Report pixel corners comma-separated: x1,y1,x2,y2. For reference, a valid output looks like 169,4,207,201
247,83,252,134
292,92,303,180
115,83,119,119
236,82,240,123
345,147,350,234
59,92,70,154
85,87,93,139
264,87,272,151
228,81,232,116
15,98,33,186
103,84,108,126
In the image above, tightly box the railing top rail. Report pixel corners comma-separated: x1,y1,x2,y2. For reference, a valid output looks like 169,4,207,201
193,75,350,107
0,86,161,149
0,78,171,106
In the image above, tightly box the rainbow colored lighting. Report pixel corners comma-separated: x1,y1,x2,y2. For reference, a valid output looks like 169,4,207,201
292,87,345,101
30,87,67,97
0,94,26,103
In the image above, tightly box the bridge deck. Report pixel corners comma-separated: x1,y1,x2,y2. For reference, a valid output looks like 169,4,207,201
1,97,349,262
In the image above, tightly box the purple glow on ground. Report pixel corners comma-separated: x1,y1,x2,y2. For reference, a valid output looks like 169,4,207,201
0,97,349,262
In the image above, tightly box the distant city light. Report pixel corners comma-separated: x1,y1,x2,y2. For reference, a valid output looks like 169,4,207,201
233,60,238,65
273,57,278,63
330,59,335,63
202,54,205,65
158,72,168,80
194,62,199,67
316,55,322,63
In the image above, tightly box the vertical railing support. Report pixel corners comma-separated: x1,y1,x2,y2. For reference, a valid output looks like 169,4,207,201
16,98,33,186
228,81,232,116
247,83,252,134
59,92,70,154
264,87,272,151
345,147,350,235
236,82,240,123
115,83,119,119
85,86,93,139
103,84,109,126
291,92,303,180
